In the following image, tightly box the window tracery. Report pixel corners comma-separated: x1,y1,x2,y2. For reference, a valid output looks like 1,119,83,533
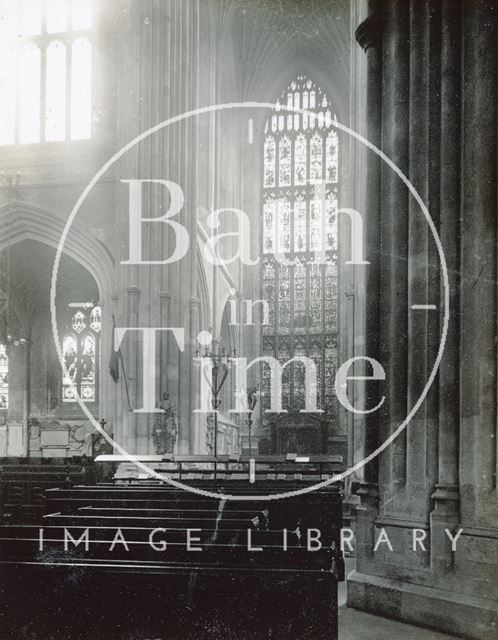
0,0,92,145
261,76,339,416
62,304,100,403
0,344,8,409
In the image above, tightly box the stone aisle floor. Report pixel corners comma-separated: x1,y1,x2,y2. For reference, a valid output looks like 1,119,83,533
338,561,461,640
338,606,461,640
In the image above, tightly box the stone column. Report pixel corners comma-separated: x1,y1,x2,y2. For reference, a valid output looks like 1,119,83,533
404,0,442,523
424,0,442,497
378,0,410,514
125,285,140,452
189,296,201,452
112,0,204,455
460,0,498,530
353,0,382,574
355,0,382,487
112,0,141,456
350,2,498,636
405,0,430,517
430,0,462,574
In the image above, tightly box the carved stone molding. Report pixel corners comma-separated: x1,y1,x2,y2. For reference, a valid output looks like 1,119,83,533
356,481,379,509
355,13,382,52
431,483,460,514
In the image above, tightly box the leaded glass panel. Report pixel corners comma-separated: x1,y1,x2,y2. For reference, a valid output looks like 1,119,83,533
293,259,307,334
310,132,322,183
261,75,339,413
309,264,323,334
278,136,291,187
262,256,276,334
326,130,339,183
325,262,338,329
278,264,291,335
70,36,92,140
90,306,102,332
326,187,338,252
80,333,96,401
277,338,291,409
62,334,78,402
62,304,100,403
294,195,306,252
263,196,275,254
310,197,323,253
294,134,307,186
1,0,92,145
45,40,66,142
293,338,307,409
309,336,323,407
19,44,41,144
0,344,8,409
264,137,276,187
276,197,291,254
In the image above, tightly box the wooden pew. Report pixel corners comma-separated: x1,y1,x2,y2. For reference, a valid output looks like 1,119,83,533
0,458,93,524
0,455,344,639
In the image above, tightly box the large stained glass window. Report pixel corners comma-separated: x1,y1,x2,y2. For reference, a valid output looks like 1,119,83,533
62,304,101,403
261,76,339,418
0,344,8,409
0,0,92,145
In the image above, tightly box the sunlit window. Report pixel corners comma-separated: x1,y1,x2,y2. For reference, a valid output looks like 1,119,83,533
0,0,92,145
0,344,8,410
45,40,67,141
261,76,339,417
19,44,42,144
46,0,69,34
62,305,101,403
71,37,92,140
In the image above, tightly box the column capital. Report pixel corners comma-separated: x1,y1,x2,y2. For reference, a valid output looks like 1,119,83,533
431,483,460,514
126,285,140,296
355,13,382,52
356,482,379,509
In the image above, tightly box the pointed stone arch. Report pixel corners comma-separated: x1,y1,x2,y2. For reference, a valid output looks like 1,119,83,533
0,200,115,302
0,201,116,427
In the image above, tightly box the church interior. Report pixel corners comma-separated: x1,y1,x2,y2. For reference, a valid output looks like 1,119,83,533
0,0,497,638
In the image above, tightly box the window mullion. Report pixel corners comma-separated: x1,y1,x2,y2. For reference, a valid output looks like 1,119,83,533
40,44,47,142
76,335,81,398
305,129,311,335
95,327,100,404
262,78,339,420
14,45,21,143
274,247,279,330
6,7,91,146
66,34,72,140
38,7,47,142
321,267,326,403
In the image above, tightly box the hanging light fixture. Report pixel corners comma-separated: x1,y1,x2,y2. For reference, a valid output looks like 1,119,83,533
195,332,237,460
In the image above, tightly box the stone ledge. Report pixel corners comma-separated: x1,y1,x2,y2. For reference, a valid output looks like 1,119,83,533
347,570,498,640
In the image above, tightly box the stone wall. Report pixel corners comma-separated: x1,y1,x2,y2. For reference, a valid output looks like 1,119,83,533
349,2,498,638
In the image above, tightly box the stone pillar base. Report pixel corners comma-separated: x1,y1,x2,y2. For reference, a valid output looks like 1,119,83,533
347,570,498,640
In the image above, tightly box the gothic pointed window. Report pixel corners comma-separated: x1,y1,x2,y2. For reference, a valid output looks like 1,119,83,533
0,0,92,146
45,39,67,141
62,304,100,403
261,76,339,419
0,344,8,409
